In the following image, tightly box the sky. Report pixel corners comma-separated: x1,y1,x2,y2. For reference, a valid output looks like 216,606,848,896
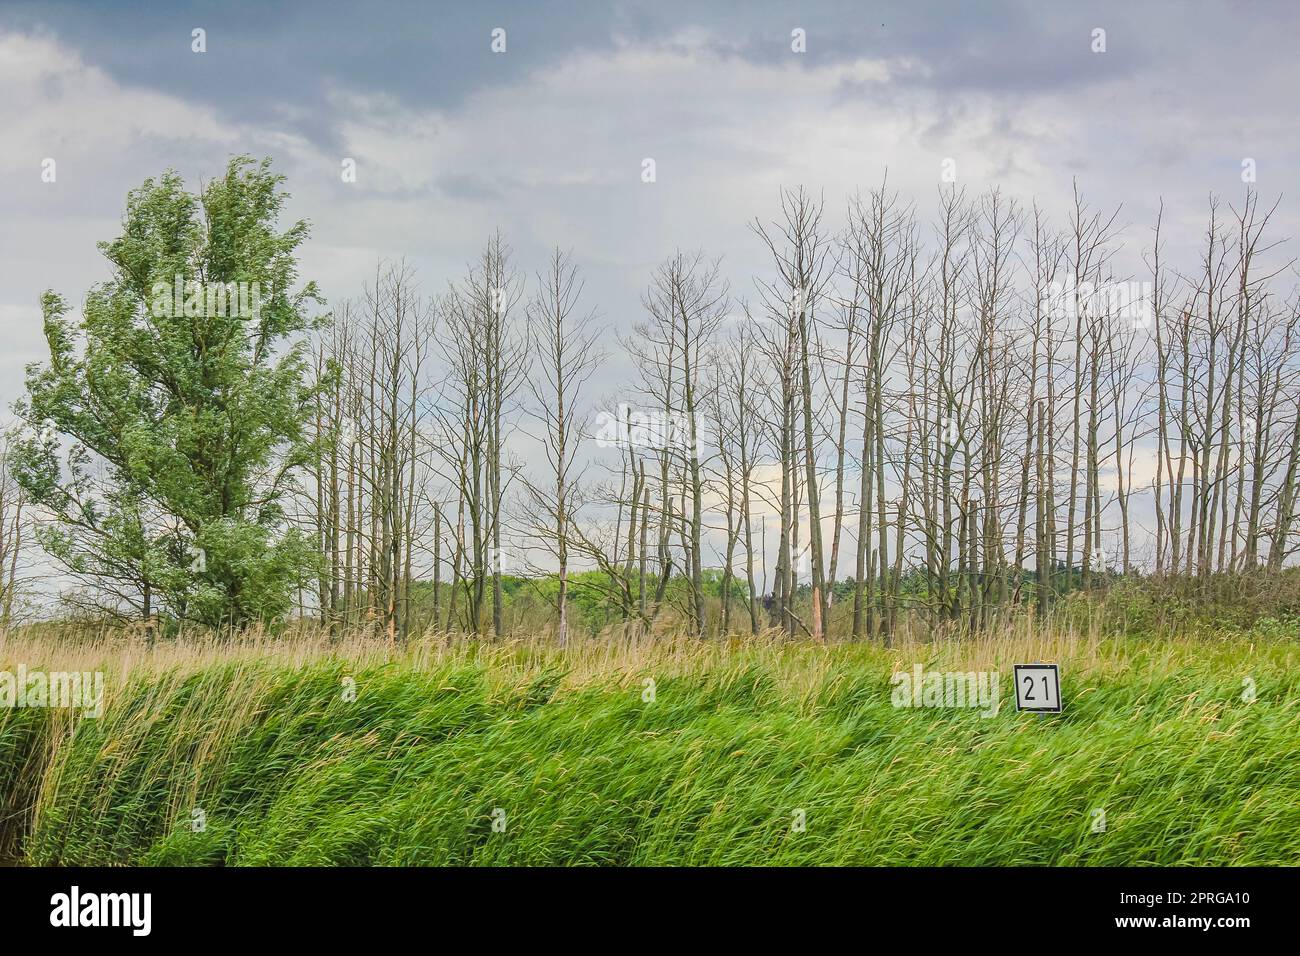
1,0,1297,596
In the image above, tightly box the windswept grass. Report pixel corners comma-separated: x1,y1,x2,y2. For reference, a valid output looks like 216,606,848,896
1,621,1297,865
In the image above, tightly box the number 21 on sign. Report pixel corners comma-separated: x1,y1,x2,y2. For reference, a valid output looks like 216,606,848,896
1013,663,1062,714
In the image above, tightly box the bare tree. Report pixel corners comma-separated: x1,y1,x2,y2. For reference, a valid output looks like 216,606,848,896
521,248,603,646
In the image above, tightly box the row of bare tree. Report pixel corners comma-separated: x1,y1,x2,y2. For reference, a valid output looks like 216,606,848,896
298,183,1300,642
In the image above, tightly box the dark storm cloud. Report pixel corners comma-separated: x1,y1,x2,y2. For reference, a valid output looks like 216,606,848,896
1,0,628,149
2,0,1164,152
8,0,1293,173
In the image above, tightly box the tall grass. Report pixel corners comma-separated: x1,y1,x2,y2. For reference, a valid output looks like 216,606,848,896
1,620,1297,865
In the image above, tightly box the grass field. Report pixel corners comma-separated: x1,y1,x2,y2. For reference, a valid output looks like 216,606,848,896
1,620,1297,866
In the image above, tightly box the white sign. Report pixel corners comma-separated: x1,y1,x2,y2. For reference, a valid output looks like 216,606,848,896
1013,664,1062,713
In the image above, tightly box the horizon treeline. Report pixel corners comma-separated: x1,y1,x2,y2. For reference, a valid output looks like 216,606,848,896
4,158,1300,642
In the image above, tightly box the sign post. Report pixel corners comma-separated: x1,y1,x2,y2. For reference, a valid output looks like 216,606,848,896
1013,663,1062,714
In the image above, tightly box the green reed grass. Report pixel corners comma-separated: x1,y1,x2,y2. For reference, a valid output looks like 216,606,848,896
1,623,1296,865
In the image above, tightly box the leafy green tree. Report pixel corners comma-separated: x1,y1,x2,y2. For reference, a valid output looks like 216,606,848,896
13,156,327,629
